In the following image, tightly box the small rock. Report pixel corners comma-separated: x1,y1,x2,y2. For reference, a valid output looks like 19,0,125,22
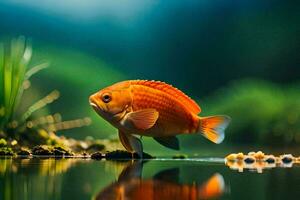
225,153,237,161
236,153,244,160
17,148,31,156
0,147,14,156
82,152,89,157
281,154,294,163
254,151,265,160
53,149,65,156
105,150,133,160
32,145,53,155
265,158,275,163
244,156,255,163
53,146,73,156
264,155,276,163
105,150,154,160
91,152,104,160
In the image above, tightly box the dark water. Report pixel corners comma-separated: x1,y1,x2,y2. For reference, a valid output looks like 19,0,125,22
1,158,300,200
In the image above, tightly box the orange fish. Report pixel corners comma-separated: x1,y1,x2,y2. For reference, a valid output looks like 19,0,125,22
96,161,225,200
89,80,231,156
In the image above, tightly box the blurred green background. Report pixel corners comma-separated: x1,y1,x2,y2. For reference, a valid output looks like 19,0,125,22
0,0,299,150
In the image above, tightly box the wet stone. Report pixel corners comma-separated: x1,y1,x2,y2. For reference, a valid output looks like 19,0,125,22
265,157,275,163
244,157,255,164
105,150,154,160
82,152,88,156
0,147,14,156
105,150,134,160
53,149,65,156
32,145,53,156
91,152,105,160
53,146,73,156
281,156,293,163
17,148,31,156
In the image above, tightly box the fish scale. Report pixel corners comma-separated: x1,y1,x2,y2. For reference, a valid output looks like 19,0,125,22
131,80,201,114
131,83,196,134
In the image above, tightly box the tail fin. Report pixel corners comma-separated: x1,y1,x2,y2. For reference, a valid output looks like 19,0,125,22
198,173,225,199
198,115,231,144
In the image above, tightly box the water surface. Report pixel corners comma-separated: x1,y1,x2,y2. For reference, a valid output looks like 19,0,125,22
1,158,300,200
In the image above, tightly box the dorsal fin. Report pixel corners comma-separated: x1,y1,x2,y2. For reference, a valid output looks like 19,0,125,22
130,80,201,114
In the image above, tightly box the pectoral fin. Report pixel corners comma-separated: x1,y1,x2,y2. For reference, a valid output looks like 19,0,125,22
118,130,143,157
126,109,159,130
154,136,180,150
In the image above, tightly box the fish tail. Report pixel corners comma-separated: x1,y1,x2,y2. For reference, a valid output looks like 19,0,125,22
197,173,225,198
197,115,231,144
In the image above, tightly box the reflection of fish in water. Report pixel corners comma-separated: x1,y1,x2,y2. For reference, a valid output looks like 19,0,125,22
95,161,225,200
89,80,231,157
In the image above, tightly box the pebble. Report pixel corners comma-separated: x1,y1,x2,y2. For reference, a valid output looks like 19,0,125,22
91,152,105,160
244,156,255,164
280,154,294,163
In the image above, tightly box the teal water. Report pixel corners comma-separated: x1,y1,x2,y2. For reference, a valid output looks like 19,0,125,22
1,158,300,200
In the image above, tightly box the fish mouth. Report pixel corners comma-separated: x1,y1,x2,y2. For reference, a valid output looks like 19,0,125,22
89,99,99,109
90,102,108,120
89,101,99,109
89,99,105,113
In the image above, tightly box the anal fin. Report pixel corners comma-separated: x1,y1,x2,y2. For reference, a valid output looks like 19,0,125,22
154,136,180,150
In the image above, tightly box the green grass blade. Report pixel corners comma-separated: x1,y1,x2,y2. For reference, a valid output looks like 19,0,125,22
0,37,32,127
25,62,49,80
0,43,4,128
10,38,32,119
22,90,60,121
3,43,12,121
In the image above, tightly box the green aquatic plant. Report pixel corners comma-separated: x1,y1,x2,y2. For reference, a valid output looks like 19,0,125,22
0,37,91,146
202,79,300,146
0,37,32,130
0,37,52,134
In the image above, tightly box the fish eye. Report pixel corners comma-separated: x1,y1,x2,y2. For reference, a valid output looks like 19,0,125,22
101,93,112,103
